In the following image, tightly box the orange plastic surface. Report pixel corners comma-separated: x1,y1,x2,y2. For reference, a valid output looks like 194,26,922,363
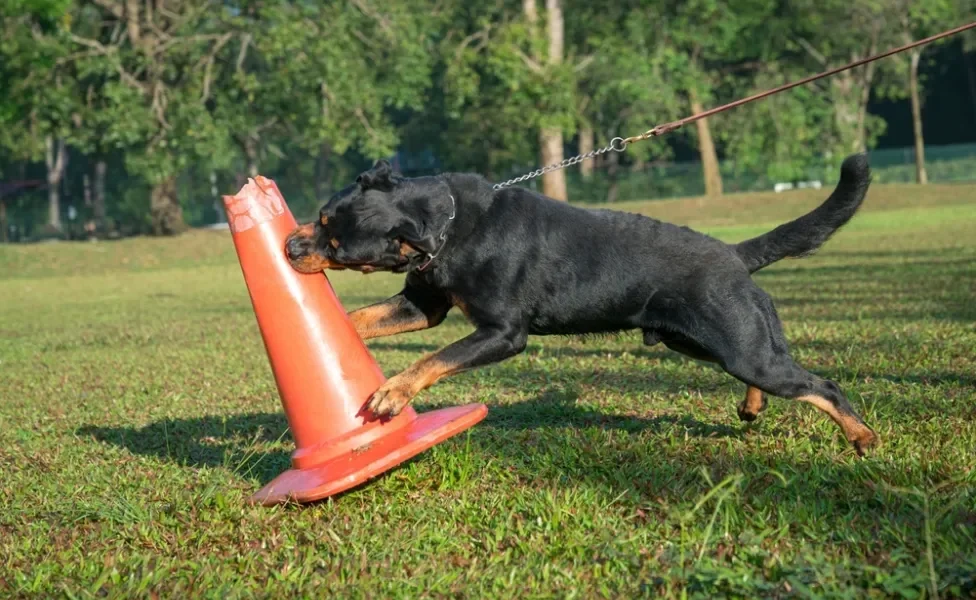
222,177,487,505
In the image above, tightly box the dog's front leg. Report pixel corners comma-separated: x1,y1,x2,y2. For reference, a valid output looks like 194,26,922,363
365,325,527,417
349,285,450,341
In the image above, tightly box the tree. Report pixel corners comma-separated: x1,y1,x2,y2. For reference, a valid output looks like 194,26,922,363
783,0,907,156
251,1,435,162
0,0,79,234
58,0,435,235
573,10,682,200
717,63,839,185
434,0,591,199
656,0,780,197
525,0,568,200
245,0,439,218
895,0,962,184
61,0,239,234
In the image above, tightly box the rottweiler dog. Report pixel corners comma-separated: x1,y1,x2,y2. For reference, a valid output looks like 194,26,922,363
284,154,878,455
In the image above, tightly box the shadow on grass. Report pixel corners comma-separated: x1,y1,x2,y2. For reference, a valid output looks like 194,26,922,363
77,413,294,486
74,389,976,554
76,330,971,488
76,389,747,489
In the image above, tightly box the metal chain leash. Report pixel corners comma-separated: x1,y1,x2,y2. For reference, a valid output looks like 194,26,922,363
493,137,628,190
492,20,976,192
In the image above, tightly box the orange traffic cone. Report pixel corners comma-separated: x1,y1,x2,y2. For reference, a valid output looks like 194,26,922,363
222,176,488,506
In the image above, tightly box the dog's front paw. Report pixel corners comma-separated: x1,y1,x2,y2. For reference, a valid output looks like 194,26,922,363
365,379,415,418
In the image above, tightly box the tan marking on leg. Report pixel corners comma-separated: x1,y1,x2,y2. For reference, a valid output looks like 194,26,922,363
329,237,340,249
799,394,878,455
737,386,767,422
348,302,437,340
365,356,460,417
448,293,471,320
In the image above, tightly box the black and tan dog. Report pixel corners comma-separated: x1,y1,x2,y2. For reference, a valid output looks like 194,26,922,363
285,154,878,455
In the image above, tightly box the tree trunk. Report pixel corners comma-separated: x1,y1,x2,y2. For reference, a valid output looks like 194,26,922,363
244,137,259,177
831,73,865,153
909,49,928,185
539,129,568,200
964,47,976,134
854,35,879,153
45,136,67,230
521,0,568,200
150,176,186,235
83,173,92,207
545,0,563,63
540,0,567,200
210,170,224,225
578,124,594,178
689,94,722,197
522,0,537,25
124,0,141,45
855,60,877,153
94,159,107,231
314,143,332,200
0,200,7,243
606,145,620,203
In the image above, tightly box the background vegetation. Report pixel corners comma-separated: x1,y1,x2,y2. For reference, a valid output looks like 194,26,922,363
2,0,975,241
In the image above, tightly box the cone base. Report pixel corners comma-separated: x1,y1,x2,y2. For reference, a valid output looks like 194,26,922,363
249,403,488,505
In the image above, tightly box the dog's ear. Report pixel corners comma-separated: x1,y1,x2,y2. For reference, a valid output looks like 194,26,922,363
356,159,399,191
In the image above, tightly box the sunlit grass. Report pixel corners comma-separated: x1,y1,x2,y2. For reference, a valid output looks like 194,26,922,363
2,182,974,598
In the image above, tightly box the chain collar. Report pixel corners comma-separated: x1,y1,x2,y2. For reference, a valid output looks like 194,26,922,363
416,194,456,272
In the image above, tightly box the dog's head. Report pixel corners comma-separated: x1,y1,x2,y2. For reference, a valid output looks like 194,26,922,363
285,160,454,274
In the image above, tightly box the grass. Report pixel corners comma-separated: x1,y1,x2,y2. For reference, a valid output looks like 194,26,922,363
1,181,975,598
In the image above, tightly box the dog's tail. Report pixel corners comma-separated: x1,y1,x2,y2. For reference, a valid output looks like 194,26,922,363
734,153,871,274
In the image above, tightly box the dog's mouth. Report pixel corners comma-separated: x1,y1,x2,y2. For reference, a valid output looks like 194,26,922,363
284,226,392,275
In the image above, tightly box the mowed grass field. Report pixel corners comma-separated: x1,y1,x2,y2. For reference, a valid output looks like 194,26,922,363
2,181,975,598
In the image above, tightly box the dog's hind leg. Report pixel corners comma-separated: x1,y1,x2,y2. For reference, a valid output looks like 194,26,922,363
642,329,662,347
643,328,766,422
723,352,877,454
737,386,768,422
704,288,877,454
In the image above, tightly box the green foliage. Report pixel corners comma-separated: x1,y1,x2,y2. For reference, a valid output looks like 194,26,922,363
0,0,971,234
718,67,839,182
430,2,581,176
1,0,72,21
0,3,79,162
580,16,682,162
249,0,436,159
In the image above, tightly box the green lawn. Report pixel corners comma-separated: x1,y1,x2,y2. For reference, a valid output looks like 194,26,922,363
2,182,975,598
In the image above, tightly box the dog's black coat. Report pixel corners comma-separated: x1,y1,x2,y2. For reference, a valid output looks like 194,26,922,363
285,154,878,453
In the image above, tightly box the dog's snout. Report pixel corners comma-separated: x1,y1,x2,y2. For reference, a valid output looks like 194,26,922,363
285,235,307,260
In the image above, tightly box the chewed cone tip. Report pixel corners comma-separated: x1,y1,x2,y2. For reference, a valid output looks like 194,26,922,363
223,175,286,235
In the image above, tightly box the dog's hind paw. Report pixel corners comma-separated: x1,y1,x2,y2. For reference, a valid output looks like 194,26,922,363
852,429,880,457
